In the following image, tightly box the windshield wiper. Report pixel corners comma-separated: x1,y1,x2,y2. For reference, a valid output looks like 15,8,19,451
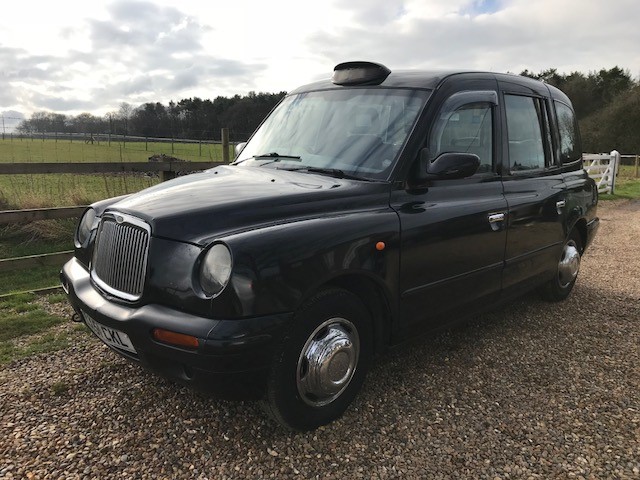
278,166,374,181
253,152,301,160
232,152,302,165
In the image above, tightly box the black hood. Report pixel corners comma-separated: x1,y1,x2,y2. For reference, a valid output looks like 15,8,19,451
108,166,389,245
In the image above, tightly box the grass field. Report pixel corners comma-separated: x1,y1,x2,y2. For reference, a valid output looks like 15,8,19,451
0,293,84,364
0,137,229,163
0,218,75,296
0,140,228,295
601,165,640,200
0,137,231,209
0,173,158,209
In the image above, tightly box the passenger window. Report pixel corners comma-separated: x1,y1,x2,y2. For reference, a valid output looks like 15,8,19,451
555,101,581,163
430,101,494,174
505,95,546,171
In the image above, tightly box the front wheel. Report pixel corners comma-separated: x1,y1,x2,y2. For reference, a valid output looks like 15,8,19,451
262,289,372,431
539,232,582,302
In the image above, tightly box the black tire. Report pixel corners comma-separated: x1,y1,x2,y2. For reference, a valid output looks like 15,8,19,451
539,231,583,302
262,288,372,431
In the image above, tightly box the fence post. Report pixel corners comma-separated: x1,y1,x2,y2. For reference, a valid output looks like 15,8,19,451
221,128,230,163
160,166,177,182
635,154,639,178
610,150,620,194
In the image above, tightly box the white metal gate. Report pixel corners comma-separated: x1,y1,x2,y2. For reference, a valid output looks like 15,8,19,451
583,150,620,194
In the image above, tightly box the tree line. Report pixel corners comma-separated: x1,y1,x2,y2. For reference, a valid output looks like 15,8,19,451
16,91,287,142
16,67,640,152
520,66,639,153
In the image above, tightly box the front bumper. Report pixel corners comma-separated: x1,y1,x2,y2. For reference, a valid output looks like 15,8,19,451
60,257,293,399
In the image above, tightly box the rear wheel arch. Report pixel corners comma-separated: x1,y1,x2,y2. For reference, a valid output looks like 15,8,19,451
540,229,582,302
571,218,588,254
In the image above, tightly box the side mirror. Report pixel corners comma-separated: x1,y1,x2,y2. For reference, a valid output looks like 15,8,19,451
234,142,247,157
418,149,480,180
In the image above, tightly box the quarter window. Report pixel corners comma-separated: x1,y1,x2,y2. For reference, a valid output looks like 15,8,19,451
505,95,547,171
555,101,581,163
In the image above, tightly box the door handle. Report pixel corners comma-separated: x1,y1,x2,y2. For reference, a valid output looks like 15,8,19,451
556,200,566,214
488,213,506,231
488,213,505,223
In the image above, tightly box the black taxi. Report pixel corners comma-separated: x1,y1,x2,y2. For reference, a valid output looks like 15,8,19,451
61,62,599,430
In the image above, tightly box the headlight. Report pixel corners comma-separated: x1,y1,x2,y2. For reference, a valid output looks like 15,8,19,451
75,208,97,246
199,243,232,297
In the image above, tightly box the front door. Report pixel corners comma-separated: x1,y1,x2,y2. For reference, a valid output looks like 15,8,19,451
391,81,507,333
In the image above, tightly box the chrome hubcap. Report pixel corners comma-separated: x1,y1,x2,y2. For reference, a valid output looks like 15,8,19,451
558,240,580,288
297,318,359,407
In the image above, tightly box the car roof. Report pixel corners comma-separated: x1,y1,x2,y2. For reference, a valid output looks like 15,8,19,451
289,68,573,106
289,70,468,93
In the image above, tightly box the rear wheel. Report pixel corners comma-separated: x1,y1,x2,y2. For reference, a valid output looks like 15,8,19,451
262,289,372,431
540,232,582,302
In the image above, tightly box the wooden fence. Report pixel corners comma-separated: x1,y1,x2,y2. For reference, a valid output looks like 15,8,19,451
1,130,232,293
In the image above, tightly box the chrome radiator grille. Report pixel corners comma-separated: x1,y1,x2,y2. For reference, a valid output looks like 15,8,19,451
91,213,150,301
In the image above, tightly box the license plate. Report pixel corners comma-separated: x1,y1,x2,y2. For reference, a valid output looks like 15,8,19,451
83,312,137,354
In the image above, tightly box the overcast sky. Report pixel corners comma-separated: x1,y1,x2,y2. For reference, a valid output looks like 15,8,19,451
1,0,639,130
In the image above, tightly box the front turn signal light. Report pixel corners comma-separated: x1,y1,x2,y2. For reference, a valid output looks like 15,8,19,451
152,328,199,349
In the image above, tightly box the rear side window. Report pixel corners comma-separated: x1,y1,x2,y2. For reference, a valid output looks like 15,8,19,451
555,101,581,163
505,95,546,171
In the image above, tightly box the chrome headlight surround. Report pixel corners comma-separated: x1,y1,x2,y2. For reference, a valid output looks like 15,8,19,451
199,243,233,297
75,208,98,247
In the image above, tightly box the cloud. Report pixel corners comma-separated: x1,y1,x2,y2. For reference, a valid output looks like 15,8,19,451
27,95,97,113
334,0,408,25
310,0,640,74
0,0,269,114
86,1,207,68
2,0,639,116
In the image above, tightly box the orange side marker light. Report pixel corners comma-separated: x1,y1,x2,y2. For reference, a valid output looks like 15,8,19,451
152,328,199,349
376,241,386,251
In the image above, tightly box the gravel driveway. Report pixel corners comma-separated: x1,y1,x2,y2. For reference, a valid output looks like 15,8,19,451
1,201,639,479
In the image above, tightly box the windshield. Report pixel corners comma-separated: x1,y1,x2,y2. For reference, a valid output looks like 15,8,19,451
234,88,430,180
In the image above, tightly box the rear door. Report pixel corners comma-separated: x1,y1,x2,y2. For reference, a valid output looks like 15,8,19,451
499,80,567,291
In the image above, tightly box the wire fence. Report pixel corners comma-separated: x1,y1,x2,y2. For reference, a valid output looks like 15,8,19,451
1,116,23,136
0,131,241,164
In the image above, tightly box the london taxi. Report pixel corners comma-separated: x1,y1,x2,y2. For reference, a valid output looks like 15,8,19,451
61,61,599,431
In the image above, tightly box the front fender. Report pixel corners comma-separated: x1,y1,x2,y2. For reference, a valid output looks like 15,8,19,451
212,209,400,318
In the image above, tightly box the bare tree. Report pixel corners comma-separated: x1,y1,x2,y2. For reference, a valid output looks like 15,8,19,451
118,102,133,136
